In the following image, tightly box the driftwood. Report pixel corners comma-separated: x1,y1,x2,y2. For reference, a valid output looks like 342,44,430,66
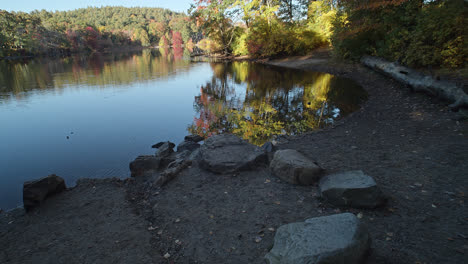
361,56,468,109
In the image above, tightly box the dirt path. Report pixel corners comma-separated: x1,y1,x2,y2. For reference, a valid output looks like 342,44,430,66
0,179,163,264
1,52,466,264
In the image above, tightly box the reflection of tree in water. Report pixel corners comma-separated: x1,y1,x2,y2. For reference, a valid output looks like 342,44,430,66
0,48,191,102
189,62,367,145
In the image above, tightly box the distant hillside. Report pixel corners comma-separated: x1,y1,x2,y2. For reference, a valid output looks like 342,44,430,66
0,6,198,57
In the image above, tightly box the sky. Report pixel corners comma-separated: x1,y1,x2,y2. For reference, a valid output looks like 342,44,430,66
2,0,195,13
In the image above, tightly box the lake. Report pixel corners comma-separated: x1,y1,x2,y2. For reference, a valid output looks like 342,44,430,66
0,48,367,210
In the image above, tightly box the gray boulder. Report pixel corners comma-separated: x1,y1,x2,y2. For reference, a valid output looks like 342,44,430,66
177,140,200,152
265,213,370,264
184,134,204,143
129,155,161,177
23,174,66,211
270,149,323,185
319,170,385,208
198,134,267,174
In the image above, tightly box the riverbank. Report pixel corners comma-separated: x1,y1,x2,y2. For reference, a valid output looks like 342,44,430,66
1,52,467,263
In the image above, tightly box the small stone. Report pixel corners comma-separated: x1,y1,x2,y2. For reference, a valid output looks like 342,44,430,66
163,253,170,259
255,236,263,243
261,141,275,152
175,218,181,223
268,227,275,232
157,230,163,235
155,142,175,157
184,134,204,142
152,141,175,149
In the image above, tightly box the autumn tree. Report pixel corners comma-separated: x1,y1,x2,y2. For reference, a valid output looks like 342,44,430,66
172,31,183,47
189,0,238,54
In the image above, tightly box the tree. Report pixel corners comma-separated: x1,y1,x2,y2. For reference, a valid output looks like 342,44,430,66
172,31,183,47
189,0,238,54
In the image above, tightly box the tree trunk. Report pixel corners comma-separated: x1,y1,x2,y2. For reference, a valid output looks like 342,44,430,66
361,56,468,109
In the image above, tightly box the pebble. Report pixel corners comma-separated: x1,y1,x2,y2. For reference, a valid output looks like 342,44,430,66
163,253,170,259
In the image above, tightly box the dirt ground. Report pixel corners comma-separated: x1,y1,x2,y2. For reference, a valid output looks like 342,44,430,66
1,52,467,264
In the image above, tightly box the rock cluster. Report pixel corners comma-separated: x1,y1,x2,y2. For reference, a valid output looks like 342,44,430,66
130,135,204,186
128,133,386,264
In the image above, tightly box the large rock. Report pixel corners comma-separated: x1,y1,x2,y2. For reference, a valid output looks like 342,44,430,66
319,170,385,208
23,174,66,211
270,149,323,185
265,213,370,264
177,140,200,152
129,155,160,177
198,134,267,174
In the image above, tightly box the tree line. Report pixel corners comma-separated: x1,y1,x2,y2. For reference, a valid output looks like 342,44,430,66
0,6,197,57
190,0,466,69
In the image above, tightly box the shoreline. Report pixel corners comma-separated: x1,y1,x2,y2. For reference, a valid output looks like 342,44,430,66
1,52,467,263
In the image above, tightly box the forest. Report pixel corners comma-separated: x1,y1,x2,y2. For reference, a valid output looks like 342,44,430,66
191,0,466,69
1,1,466,70
0,6,197,57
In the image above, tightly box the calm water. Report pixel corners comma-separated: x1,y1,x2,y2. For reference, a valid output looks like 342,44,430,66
0,49,367,210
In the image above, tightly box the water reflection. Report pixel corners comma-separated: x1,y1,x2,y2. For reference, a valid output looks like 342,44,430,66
189,62,367,145
0,48,191,102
